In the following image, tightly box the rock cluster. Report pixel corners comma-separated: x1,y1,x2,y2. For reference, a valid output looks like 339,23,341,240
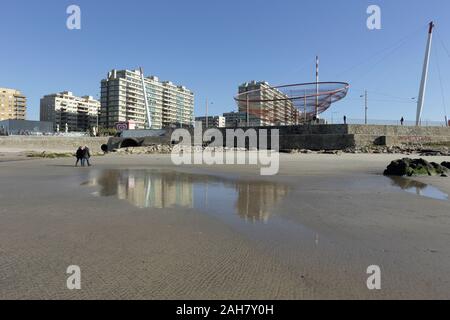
282,145,450,155
419,149,450,156
113,145,254,155
26,151,73,159
281,149,343,155
114,145,173,155
345,146,412,154
383,158,449,177
344,145,449,155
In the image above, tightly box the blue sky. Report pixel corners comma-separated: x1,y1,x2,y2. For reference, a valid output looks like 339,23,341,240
1,0,450,123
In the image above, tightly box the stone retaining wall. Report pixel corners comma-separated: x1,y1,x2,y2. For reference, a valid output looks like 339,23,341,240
347,125,450,136
103,124,450,152
0,136,109,152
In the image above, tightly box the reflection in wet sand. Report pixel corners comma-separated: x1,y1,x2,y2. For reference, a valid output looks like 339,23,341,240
85,170,290,223
234,182,289,222
388,176,448,200
90,170,194,209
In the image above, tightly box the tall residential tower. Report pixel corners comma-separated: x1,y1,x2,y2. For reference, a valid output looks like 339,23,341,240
100,69,194,129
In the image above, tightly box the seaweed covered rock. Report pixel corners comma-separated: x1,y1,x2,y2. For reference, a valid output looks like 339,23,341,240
384,158,448,177
442,161,450,170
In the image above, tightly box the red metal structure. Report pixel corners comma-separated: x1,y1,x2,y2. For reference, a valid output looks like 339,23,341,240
234,82,350,123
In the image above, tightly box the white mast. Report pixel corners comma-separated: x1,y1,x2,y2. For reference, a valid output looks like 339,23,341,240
416,22,434,126
315,55,319,118
140,67,152,129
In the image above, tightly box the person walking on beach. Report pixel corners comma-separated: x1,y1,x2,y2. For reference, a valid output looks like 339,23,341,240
83,146,91,167
401,117,404,126
343,115,347,125
75,146,84,167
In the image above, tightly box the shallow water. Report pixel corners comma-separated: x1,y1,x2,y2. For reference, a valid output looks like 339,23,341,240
82,169,324,252
84,169,291,223
388,176,448,201
83,170,449,225
79,169,450,269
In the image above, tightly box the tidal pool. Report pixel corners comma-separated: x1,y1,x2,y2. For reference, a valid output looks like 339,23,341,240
80,169,449,254
83,170,449,225
388,176,448,201
83,169,291,223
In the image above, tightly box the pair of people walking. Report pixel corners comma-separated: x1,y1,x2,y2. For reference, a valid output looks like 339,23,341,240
75,146,92,167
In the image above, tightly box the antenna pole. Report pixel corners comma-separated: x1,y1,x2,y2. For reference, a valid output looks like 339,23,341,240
416,22,434,126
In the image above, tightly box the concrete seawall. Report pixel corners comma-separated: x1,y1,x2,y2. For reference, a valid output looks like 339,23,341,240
108,124,450,151
4,124,449,153
0,136,109,152
230,125,450,150
0,125,450,152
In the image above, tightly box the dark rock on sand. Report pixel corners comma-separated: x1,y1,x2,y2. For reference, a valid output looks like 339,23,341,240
384,158,449,177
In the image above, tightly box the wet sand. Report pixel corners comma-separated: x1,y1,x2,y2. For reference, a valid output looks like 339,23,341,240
0,153,450,299
0,151,35,163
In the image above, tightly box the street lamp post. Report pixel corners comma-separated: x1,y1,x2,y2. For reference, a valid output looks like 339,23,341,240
205,99,213,128
246,94,250,127
205,98,209,128
360,91,368,125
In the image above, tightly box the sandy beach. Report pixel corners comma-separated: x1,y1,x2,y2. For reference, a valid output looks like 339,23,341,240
0,150,450,300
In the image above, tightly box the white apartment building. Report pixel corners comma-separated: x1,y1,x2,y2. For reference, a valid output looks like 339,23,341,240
40,91,100,132
100,69,194,129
